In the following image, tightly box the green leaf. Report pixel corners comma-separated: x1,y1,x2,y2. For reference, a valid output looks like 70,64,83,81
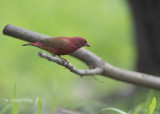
149,97,156,114
36,98,42,114
100,107,127,114
145,90,154,107
12,82,18,114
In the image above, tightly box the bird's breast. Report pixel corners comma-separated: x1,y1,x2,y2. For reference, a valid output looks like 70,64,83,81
55,44,78,55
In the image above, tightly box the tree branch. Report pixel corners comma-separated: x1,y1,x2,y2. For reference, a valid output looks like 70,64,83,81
3,24,160,90
39,52,103,76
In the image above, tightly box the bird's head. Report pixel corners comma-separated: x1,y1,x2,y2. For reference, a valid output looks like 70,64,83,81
72,37,90,48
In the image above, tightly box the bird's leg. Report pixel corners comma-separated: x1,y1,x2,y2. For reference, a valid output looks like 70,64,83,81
52,53,55,57
58,55,69,65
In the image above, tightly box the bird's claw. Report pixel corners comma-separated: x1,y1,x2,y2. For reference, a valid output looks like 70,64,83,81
59,56,69,66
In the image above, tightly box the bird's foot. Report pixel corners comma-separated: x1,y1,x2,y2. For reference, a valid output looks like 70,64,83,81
59,56,69,66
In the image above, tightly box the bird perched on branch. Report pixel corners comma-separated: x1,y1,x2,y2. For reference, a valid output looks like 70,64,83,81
22,37,90,61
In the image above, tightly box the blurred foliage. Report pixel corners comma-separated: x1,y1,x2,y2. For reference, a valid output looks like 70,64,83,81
99,96,159,114
12,83,18,114
100,107,128,114
0,0,160,113
149,97,156,114
36,98,42,114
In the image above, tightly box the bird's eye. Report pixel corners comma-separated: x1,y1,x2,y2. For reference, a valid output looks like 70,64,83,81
82,40,86,44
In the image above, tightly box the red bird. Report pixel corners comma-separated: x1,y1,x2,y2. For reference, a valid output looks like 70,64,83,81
23,37,90,57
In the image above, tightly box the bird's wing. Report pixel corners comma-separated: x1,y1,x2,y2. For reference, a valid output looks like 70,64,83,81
39,37,67,49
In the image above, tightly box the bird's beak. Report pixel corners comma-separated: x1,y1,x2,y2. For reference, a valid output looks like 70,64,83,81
85,43,90,47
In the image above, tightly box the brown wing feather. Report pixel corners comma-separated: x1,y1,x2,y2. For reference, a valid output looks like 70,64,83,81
39,37,67,49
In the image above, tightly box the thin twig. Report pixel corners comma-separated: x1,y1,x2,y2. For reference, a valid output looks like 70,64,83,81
53,108,85,114
39,52,103,76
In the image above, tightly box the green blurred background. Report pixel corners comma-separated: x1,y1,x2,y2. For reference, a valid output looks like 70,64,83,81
0,0,150,113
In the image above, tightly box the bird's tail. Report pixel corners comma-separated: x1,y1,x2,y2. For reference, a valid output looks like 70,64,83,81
22,43,32,46
22,42,42,47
